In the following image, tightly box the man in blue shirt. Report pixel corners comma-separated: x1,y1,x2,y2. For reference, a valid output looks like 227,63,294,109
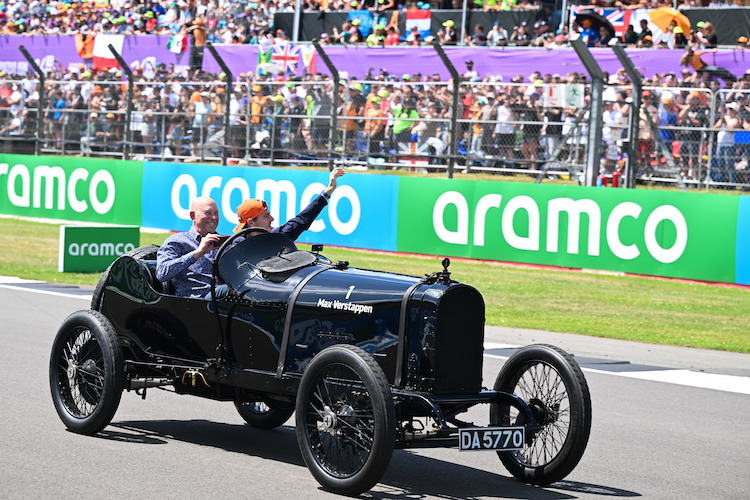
155,196,223,298
156,168,345,298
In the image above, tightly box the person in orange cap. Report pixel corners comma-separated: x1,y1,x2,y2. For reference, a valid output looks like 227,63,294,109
233,168,345,237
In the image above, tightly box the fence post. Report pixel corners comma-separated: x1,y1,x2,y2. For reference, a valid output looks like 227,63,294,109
206,43,233,165
313,39,339,171
612,44,642,189
570,37,604,187
18,46,45,156
107,45,133,160
432,40,460,179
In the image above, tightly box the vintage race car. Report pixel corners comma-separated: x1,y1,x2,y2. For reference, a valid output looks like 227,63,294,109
50,228,592,495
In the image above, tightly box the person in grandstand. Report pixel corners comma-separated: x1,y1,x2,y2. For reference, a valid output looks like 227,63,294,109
678,93,709,180
680,46,736,87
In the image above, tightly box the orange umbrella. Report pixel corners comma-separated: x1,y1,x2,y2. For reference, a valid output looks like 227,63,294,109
649,7,691,35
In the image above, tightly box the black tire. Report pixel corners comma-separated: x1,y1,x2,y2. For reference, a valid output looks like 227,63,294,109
91,244,160,310
235,400,295,430
295,345,395,495
49,310,125,435
490,344,591,485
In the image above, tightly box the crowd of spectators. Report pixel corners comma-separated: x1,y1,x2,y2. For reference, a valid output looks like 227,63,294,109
0,0,749,185
2,52,749,185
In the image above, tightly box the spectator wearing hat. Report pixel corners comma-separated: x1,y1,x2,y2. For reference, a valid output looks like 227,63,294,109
437,19,457,45
511,22,531,47
673,26,688,49
392,97,420,144
696,22,717,49
366,24,386,47
494,94,516,160
339,82,366,154
737,36,749,50
231,168,345,244
468,24,488,47
713,102,741,185
463,60,478,81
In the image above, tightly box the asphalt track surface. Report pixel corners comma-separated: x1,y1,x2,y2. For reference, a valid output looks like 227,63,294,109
3,278,749,500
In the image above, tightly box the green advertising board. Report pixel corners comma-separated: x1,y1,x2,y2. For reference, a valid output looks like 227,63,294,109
58,225,140,272
397,179,739,283
0,154,142,225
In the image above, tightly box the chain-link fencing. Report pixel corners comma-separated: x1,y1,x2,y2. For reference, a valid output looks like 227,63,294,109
0,75,748,191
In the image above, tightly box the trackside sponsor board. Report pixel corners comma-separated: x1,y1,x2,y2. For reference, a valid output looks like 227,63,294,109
58,225,140,272
0,155,142,224
140,162,398,251
735,196,750,286
397,178,742,283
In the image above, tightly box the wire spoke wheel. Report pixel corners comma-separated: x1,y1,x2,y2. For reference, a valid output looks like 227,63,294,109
491,344,591,485
49,310,124,435
296,345,394,495
234,400,294,429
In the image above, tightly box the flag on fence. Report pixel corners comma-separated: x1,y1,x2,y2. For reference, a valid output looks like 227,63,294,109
75,33,95,59
299,45,317,75
397,142,429,172
271,41,300,73
400,10,431,41
92,34,124,70
167,34,188,54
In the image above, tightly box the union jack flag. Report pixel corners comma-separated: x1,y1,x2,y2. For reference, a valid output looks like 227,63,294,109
271,42,300,73
397,142,429,172
570,7,634,39
397,142,430,156
605,9,633,38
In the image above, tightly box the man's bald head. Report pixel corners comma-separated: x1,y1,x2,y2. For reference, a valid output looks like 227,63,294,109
190,197,219,236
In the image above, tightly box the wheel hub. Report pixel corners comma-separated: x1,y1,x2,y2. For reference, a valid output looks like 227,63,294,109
529,398,558,426
322,405,337,429
66,358,77,379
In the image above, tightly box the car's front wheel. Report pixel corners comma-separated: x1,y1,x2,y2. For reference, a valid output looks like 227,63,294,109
295,345,395,495
49,310,124,435
490,344,591,485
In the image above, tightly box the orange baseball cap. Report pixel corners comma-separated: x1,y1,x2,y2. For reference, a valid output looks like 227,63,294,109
234,199,268,233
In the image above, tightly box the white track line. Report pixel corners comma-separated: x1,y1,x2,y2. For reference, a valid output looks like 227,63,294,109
484,346,750,396
0,276,92,301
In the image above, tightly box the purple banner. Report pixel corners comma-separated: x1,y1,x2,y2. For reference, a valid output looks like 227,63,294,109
0,35,190,75
207,45,749,82
1,35,746,83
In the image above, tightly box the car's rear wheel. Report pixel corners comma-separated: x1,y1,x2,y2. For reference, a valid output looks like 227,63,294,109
91,244,160,311
49,310,124,435
235,400,294,429
490,344,591,485
295,345,395,495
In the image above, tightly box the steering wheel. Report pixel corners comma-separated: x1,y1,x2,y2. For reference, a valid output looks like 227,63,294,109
213,226,270,263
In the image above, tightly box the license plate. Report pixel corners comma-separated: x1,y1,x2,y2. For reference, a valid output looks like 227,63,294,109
458,427,525,451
